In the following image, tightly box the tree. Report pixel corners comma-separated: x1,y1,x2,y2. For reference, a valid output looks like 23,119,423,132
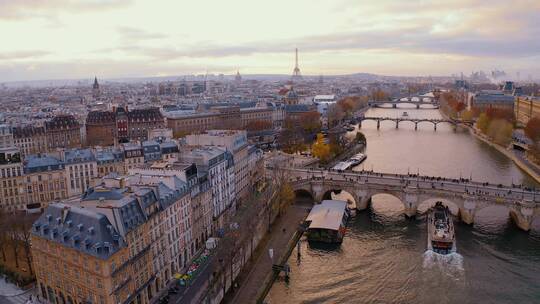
454,101,466,113
17,214,39,276
327,104,345,128
485,107,514,123
246,120,272,132
487,119,513,145
0,210,7,262
371,89,388,101
476,113,490,134
299,111,321,133
461,110,474,121
356,132,366,144
524,117,540,143
311,133,331,162
278,182,295,216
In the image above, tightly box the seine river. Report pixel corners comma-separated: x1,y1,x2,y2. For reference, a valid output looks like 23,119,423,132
265,106,540,304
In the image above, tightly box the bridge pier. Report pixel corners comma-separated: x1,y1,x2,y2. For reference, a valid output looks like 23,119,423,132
392,104,397,108
509,200,535,231
358,121,362,129
459,199,476,225
395,121,399,129
403,191,418,218
434,124,437,131
376,120,380,129
414,123,418,131
416,104,420,109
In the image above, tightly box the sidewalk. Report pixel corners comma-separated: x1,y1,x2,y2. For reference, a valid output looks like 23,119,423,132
224,204,309,304
0,278,36,304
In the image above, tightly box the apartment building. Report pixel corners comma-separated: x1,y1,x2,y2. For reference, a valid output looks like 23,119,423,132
0,147,26,212
24,154,67,211
63,148,98,197
185,130,250,201
179,146,234,232
31,171,195,304
13,126,48,157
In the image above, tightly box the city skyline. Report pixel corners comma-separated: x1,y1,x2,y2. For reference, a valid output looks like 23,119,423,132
1,0,539,82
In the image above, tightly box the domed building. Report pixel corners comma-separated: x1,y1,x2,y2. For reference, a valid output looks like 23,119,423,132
284,87,299,105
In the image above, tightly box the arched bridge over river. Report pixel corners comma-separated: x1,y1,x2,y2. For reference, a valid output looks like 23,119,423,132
368,95,438,109
272,167,540,231
359,116,474,131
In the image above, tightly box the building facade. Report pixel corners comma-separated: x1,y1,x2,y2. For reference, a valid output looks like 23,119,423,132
86,107,165,147
13,126,48,157
31,169,199,304
45,115,82,150
165,104,283,137
515,96,540,126
24,154,67,211
63,149,98,197
185,130,249,201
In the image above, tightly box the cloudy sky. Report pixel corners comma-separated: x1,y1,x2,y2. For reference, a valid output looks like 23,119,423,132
1,0,539,82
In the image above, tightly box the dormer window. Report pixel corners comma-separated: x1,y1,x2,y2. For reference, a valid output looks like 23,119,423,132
88,227,95,235
77,223,83,231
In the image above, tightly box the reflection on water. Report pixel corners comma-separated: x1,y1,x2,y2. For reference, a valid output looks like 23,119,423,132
265,106,540,304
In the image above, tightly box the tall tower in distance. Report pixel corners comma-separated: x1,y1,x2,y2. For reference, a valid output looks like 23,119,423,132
92,76,100,98
292,48,302,81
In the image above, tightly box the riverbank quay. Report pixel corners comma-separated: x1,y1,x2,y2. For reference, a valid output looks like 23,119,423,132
470,127,540,184
223,204,309,304
438,109,540,185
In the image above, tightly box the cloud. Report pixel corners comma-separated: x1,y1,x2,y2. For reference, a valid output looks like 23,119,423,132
0,0,133,20
116,26,167,41
118,22,540,61
0,50,51,60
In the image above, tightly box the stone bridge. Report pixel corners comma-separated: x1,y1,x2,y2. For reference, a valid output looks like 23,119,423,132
274,167,540,231
368,96,438,109
359,116,474,131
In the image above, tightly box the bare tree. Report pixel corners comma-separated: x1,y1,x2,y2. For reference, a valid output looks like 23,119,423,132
18,214,39,276
0,210,8,262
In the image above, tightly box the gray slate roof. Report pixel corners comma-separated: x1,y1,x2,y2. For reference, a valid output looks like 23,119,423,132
32,203,125,259
24,154,64,173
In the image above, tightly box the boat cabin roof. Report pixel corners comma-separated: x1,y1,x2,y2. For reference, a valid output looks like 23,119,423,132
306,200,347,231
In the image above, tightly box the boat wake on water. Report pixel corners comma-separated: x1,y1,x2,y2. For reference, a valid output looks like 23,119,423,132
422,250,464,272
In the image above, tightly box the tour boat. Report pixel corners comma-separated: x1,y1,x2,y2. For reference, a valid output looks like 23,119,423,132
427,202,456,255
305,200,349,243
345,125,355,131
349,153,367,166
332,161,353,171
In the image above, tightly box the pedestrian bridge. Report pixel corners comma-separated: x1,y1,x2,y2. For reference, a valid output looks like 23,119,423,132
359,116,474,130
271,167,540,231
368,95,438,109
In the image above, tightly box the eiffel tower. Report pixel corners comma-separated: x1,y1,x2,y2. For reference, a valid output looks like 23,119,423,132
292,48,302,81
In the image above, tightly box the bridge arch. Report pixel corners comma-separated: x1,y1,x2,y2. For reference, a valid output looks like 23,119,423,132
321,189,357,209
368,191,406,216
417,198,461,216
294,188,315,201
